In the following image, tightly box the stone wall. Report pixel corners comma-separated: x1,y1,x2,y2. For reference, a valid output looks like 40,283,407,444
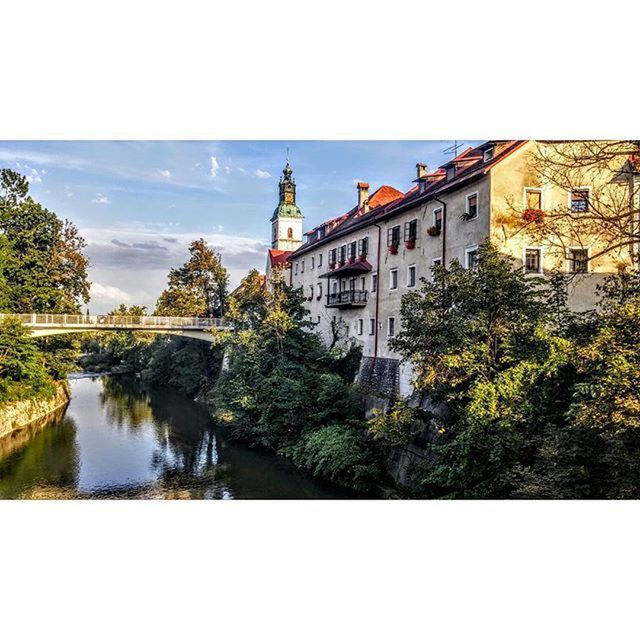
0,381,71,441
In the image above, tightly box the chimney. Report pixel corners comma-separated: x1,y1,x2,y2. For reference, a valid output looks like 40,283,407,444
357,182,370,212
416,162,427,180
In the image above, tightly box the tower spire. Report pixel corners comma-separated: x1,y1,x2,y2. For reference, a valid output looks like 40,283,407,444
270,158,303,250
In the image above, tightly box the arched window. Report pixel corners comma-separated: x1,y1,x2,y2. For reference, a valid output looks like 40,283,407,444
287,227,293,239
273,226,277,242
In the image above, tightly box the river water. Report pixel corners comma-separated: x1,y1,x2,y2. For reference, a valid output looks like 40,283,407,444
0,375,355,499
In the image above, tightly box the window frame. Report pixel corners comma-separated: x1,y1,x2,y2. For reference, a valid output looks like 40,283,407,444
465,191,479,220
523,246,543,275
524,187,544,210
371,273,378,293
369,318,376,336
389,268,398,290
567,247,590,274
387,225,401,247
388,316,396,337
404,218,418,241
407,264,417,288
311,256,315,270
483,147,494,163
465,245,479,269
433,207,443,231
357,318,364,335
568,187,591,213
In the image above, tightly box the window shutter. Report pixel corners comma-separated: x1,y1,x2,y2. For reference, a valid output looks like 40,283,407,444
404,221,410,240
387,229,393,246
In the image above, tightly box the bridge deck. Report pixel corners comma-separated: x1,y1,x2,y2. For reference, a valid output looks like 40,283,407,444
0,314,229,331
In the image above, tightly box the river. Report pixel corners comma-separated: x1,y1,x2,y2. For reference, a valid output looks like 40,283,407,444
0,375,356,499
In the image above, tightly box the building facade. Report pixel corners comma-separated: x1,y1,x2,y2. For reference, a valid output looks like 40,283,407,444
269,141,636,396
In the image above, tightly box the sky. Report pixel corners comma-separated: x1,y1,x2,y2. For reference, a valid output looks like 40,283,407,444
0,140,479,313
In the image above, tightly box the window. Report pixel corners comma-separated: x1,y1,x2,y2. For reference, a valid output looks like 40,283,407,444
465,246,479,269
465,192,478,219
404,218,418,241
318,253,323,267
329,248,336,265
357,237,369,257
524,248,542,274
432,257,442,268
318,226,325,239
361,276,366,291
294,262,299,275
348,241,357,260
568,248,589,273
311,256,315,270
369,318,375,335
272,227,277,242
446,166,455,181
301,260,305,273
483,147,494,163
332,281,338,294
317,283,323,299
570,188,590,213
388,316,396,337
407,265,416,287
387,225,401,246
309,285,314,299
339,245,347,263
390,269,398,290
433,208,443,232
357,319,363,335
317,315,321,324
371,273,378,292
525,188,543,210
287,227,293,239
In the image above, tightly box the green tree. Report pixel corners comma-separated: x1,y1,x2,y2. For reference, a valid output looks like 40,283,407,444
386,242,573,498
155,238,228,317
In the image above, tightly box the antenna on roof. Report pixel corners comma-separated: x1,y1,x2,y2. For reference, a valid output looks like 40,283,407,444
443,140,463,157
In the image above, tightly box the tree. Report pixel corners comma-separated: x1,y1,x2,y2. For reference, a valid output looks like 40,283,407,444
386,242,573,497
525,140,640,267
226,268,268,330
0,169,90,312
155,238,228,317
108,304,147,316
0,316,55,402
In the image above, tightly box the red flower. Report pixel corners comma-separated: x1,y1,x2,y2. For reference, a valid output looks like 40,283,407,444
405,239,415,250
389,244,398,255
523,208,545,224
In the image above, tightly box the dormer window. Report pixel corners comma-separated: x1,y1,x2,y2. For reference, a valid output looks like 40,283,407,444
446,166,455,181
483,147,494,163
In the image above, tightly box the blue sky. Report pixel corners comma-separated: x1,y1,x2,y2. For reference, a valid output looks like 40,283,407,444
0,140,479,313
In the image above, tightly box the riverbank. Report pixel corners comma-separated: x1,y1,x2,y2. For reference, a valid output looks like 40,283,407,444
0,381,71,441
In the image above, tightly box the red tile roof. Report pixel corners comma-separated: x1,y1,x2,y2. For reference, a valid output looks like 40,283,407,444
268,248,292,268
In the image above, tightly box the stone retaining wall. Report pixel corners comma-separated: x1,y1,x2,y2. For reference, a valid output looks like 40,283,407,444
0,381,71,441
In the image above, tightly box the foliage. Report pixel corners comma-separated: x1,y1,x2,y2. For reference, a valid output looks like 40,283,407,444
368,399,418,447
154,238,228,317
0,317,55,403
0,169,90,313
291,423,381,491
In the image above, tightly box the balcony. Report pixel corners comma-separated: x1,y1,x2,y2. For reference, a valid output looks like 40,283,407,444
326,289,368,308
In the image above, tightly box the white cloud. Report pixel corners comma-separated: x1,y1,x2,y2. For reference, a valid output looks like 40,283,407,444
158,169,171,179
237,167,248,174
254,169,271,179
0,148,89,170
210,156,220,178
25,168,42,184
225,166,232,174
91,193,111,204
89,282,131,305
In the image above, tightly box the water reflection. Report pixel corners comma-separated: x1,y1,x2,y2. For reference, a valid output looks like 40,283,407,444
0,375,355,499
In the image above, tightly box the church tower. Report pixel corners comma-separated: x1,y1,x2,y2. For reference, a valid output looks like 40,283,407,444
271,161,303,251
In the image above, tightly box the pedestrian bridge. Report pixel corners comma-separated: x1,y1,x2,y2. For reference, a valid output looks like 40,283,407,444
0,314,231,343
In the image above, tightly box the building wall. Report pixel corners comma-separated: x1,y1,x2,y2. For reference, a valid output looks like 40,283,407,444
288,141,634,396
273,216,303,251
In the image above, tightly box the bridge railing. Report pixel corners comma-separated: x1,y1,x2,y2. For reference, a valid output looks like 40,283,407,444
0,314,229,330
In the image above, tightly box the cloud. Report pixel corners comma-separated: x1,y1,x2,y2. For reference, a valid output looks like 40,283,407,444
210,156,220,178
163,237,179,244
64,185,74,197
0,148,89,170
89,282,131,305
254,169,271,179
111,239,130,248
158,169,171,179
237,167,248,174
25,168,42,184
92,193,111,204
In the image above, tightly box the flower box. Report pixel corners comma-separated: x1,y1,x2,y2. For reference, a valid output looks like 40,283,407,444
427,225,441,237
523,208,545,224
329,262,336,270
389,244,399,255
358,254,367,262
348,256,355,264
405,239,416,250
338,260,345,267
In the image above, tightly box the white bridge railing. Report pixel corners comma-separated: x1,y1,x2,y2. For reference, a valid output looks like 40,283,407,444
0,314,230,330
